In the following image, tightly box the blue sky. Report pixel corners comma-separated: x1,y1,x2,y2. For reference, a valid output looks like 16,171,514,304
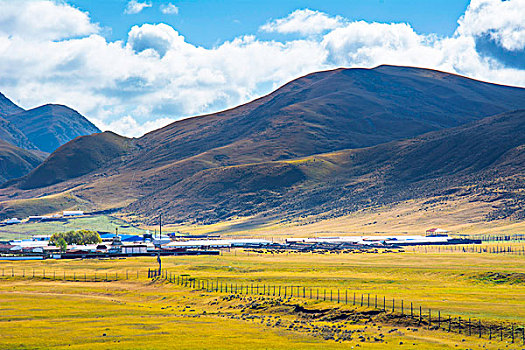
68,0,470,47
0,0,523,137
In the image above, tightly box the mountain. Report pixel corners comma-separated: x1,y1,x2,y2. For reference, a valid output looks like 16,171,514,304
0,116,37,150
0,139,47,184
0,92,23,117
135,109,523,223
2,65,525,223
0,93,37,150
4,104,101,153
9,131,133,189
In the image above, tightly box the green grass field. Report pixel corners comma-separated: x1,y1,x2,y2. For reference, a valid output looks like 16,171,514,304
0,215,147,240
0,248,524,349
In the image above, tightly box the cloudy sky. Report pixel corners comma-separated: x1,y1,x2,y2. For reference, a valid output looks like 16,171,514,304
0,0,524,137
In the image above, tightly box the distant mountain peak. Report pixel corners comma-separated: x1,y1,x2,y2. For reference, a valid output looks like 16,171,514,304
0,91,24,117
4,102,101,153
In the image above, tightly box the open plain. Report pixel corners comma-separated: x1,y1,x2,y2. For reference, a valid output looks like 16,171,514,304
1,247,524,349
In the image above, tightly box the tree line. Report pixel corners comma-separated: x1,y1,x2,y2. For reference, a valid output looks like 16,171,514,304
50,230,101,251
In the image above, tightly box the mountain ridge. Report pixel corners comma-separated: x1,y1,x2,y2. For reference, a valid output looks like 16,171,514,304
1,65,525,224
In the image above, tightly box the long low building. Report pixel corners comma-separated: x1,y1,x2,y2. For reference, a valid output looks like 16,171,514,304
163,239,273,249
286,235,471,246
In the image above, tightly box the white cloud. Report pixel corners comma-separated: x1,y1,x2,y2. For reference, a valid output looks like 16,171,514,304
124,0,152,15
0,1,524,138
260,9,344,35
0,0,98,40
456,0,525,51
93,115,176,137
160,3,179,15
127,23,186,57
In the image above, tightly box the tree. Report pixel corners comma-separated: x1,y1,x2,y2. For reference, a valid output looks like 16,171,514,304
50,230,101,247
56,237,67,252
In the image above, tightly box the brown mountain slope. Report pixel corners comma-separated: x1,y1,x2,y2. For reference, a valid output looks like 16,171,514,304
130,65,525,171
9,65,525,190
1,66,525,222
127,110,525,223
6,131,133,189
0,140,46,184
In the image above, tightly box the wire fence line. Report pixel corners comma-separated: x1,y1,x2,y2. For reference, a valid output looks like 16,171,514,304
149,268,525,345
411,244,525,255
0,267,142,282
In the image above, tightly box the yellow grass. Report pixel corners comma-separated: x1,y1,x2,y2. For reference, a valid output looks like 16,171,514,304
0,279,521,349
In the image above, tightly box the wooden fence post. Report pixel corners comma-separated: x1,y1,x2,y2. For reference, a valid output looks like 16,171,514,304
479,320,482,338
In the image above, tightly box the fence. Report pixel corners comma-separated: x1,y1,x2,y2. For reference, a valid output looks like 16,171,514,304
0,267,142,282
149,268,525,345
411,244,525,255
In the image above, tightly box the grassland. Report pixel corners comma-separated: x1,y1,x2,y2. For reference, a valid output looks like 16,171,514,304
0,215,147,240
4,277,514,350
2,249,525,323
0,248,523,348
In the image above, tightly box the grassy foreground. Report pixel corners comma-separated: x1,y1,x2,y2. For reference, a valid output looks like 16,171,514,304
0,279,520,350
0,249,524,348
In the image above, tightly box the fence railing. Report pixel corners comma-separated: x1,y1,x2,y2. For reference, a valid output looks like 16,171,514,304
411,244,525,255
0,267,142,282
149,268,525,345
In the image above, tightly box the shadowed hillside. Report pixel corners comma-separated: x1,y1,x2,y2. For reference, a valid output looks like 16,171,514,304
0,93,102,183
4,104,101,153
0,116,36,150
0,140,46,184
0,92,23,117
9,131,133,189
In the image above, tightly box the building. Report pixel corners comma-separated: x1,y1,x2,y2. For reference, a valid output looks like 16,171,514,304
2,218,21,225
122,244,148,255
63,210,84,217
425,228,449,236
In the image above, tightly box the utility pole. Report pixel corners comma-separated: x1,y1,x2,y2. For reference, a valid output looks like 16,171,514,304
159,213,162,240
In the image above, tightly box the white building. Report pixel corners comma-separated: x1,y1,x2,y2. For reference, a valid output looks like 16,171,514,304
63,211,84,216
122,245,148,254
2,218,21,225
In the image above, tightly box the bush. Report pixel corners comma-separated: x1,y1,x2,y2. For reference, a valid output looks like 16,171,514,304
50,230,101,247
